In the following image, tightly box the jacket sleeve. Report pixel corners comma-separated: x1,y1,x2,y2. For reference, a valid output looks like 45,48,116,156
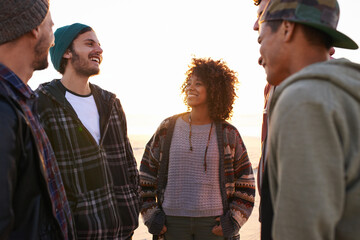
139,127,166,235
268,90,346,240
116,99,140,190
0,98,18,238
221,128,256,237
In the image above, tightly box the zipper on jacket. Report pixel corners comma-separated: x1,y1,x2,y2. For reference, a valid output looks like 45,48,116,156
98,98,116,146
70,92,116,147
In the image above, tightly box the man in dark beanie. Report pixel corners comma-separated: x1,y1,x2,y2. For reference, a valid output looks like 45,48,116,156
0,0,74,239
257,0,360,239
36,23,140,239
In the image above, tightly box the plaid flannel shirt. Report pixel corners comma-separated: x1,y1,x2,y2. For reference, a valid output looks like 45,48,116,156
0,64,74,239
36,80,140,239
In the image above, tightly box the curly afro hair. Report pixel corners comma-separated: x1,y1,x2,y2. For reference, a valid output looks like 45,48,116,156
181,57,239,121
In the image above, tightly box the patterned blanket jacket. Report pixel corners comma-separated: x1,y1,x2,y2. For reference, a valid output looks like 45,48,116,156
36,79,140,239
140,113,255,240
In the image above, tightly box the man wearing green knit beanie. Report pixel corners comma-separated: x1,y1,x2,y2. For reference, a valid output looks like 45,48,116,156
50,23,90,73
35,23,140,239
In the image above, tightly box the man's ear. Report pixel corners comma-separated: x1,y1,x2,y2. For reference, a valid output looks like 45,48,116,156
282,20,296,42
29,27,40,39
63,49,72,59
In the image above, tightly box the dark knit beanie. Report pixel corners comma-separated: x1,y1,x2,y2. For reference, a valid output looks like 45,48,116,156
50,23,90,72
0,0,49,44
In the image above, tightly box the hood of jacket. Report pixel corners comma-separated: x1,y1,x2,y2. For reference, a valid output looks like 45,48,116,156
37,79,116,110
36,79,118,134
270,58,360,112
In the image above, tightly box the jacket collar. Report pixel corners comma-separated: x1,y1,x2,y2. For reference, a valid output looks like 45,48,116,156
39,79,116,108
0,63,35,100
38,79,117,132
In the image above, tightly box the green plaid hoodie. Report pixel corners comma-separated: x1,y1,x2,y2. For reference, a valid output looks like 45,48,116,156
36,79,140,239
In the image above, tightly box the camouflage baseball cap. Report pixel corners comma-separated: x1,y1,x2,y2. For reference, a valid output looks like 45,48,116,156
260,0,358,49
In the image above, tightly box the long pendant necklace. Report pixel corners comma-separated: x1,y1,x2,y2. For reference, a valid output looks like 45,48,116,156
188,113,213,172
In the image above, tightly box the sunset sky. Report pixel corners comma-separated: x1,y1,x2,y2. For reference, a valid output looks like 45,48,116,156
30,0,360,137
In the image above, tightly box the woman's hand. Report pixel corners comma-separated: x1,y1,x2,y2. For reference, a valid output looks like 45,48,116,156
160,225,167,235
211,217,224,236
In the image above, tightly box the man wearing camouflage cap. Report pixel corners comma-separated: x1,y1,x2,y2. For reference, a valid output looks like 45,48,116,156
258,0,360,239
0,0,74,239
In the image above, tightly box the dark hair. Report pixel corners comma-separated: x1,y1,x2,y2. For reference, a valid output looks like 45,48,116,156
180,57,239,121
300,24,333,50
58,27,93,74
253,0,261,6
266,20,283,33
266,21,332,49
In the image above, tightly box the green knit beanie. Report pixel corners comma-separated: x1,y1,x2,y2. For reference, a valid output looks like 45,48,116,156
50,23,90,72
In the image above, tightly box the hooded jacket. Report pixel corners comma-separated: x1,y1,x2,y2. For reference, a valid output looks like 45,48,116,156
36,79,140,239
266,58,360,240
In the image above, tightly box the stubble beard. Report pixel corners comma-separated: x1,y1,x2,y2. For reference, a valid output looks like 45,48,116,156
33,35,49,71
71,50,100,77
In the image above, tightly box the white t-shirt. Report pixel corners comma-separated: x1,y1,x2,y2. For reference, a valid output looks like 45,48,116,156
65,91,101,144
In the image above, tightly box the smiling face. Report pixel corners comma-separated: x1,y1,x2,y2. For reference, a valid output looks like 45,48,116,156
67,30,103,77
258,21,289,86
186,74,208,109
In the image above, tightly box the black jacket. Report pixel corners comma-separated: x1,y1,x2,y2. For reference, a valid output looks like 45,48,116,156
0,81,63,240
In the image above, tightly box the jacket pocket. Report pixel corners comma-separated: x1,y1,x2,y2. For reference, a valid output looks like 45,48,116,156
73,187,119,238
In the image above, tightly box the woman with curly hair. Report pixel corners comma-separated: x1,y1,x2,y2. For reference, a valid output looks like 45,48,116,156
140,57,255,240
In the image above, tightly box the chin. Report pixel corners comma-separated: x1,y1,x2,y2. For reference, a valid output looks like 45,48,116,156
266,73,278,86
92,66,100,74
34,60,49,71
187,100,195,107
80,67,100,77
91,69,100,76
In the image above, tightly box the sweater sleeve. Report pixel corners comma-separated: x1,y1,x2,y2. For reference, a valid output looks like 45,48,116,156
221,128,256,237
268,88,345,240
139,128,165,235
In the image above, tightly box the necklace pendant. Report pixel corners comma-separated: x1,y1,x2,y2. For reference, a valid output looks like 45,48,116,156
190,146,193,151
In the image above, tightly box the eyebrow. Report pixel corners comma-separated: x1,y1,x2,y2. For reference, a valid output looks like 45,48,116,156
84,39,101,46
